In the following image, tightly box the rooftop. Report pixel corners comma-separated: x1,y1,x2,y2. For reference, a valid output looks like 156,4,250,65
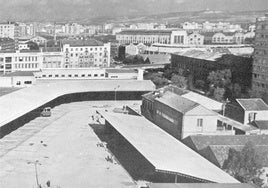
118,29,173,35
236,98,268,111
173,49,223,61
105,69,137,74
99,111,239,183
62,39,104,47
155,91,199,114
183,135,268,151
252,121,268,130
2,71,35,77
148,183,256,188
0,80,155,128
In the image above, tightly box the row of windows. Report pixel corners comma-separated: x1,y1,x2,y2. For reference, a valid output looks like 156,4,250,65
15,56,38,62
252,81,268,89
69,53,103,57
14,63,38,69
68,47,107,52
156,110,178,124
41,73,105,78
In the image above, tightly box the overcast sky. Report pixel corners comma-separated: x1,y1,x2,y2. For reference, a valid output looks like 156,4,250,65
0,0,266,21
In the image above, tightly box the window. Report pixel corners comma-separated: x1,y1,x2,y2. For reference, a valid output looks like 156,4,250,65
42,75,46,77
16,81,21,85
88,74,91,77
94,74,98,77
100,74,104,77
248,113,257,123
74,74,78,77
81,74,85,77
197,119,203,127
55,75,59,77
61,75,65,77
24,81,32,84
68,74,72,77
48,75,52,77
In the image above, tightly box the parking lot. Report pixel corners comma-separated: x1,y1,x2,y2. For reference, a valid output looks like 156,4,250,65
0,101,141,188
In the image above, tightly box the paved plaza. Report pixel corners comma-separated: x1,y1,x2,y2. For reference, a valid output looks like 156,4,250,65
0,101,141,188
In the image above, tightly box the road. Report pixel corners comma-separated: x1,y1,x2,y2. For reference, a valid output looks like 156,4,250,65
0,101,141,188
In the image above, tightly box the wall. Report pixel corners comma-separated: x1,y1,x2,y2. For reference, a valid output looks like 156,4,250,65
182,114,218,139
243,110,268,125
153,100,183,139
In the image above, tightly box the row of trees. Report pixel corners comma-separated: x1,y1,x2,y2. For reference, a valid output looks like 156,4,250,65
123,55,151,65
223,142,264,187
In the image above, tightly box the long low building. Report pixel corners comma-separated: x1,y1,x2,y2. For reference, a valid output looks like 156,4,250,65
98,111,239,183
0,80,155,130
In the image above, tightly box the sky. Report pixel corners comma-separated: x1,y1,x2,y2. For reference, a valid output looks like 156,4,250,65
0,0,267,21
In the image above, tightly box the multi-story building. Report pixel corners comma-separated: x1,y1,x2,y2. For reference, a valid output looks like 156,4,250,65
116,29,188,45
0,51,43,74
0,38,15,51
62,39,110,68
252,13,268,102
0,22,19,50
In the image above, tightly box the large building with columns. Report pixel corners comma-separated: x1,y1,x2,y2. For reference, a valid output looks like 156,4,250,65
116,30,188,45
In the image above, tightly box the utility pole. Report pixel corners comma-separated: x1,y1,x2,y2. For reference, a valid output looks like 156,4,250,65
114,85,120,103
28,160,41,188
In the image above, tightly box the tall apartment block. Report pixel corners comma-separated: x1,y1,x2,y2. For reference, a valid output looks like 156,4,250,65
0,22,19,50
252,13,268,102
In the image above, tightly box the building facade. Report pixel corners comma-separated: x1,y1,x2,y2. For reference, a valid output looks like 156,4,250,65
187,32,204,45
252,14,268,102
0,38,15,51
62,39,110,68
116,30,188,45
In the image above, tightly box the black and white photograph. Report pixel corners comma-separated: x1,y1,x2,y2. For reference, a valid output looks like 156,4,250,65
0,0,268,187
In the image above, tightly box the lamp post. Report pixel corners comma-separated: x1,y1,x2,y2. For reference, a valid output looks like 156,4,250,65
114,85,120,103
28,160,41,188
223,98,230,116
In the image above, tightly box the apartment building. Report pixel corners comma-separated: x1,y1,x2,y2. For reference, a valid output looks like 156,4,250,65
0,51,43,74
0,50,64,74
0,38,15,51
252,13,268,102
62,39,110,68
212,32,245,44
116,30,188,45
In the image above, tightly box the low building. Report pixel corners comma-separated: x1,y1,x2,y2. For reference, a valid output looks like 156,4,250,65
0,71,36,87
125,43,139,55
141,85,235,140
116,29,188,45
62,39,111,68
226,98,268,134
182,134,268,186
187,32,204,45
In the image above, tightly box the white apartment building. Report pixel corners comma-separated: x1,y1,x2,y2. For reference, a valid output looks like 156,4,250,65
0,22,18,39
62,39,111,68
0,51,43,74
212,32,245,44
0,50,64,74
116,30,188,45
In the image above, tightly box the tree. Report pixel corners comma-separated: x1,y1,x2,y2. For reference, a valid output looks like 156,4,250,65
223,142,264,187
145,72,169,88
195,80,206,90
213,87,225,102
171,74,188,89
207,69,232,88
144,57,151,64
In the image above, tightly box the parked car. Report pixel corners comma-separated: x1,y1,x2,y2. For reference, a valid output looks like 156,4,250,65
41,107,52,117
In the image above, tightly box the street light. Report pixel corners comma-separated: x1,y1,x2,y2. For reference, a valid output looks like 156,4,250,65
27,160,41,188
222,98,230,116
114,85,120,103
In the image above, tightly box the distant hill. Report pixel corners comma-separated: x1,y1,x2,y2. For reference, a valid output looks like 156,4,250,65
0,0,267,22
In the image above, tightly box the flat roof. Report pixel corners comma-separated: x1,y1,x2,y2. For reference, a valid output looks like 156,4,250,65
0,80,155,128
99,111,239,183
148,183,254,188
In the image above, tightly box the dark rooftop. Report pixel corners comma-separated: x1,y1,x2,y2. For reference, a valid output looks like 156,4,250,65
252,121,268,130
105,69,137,74
118,29,173,35
3,71,35,77
62,39,104,47
236,98,268,111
